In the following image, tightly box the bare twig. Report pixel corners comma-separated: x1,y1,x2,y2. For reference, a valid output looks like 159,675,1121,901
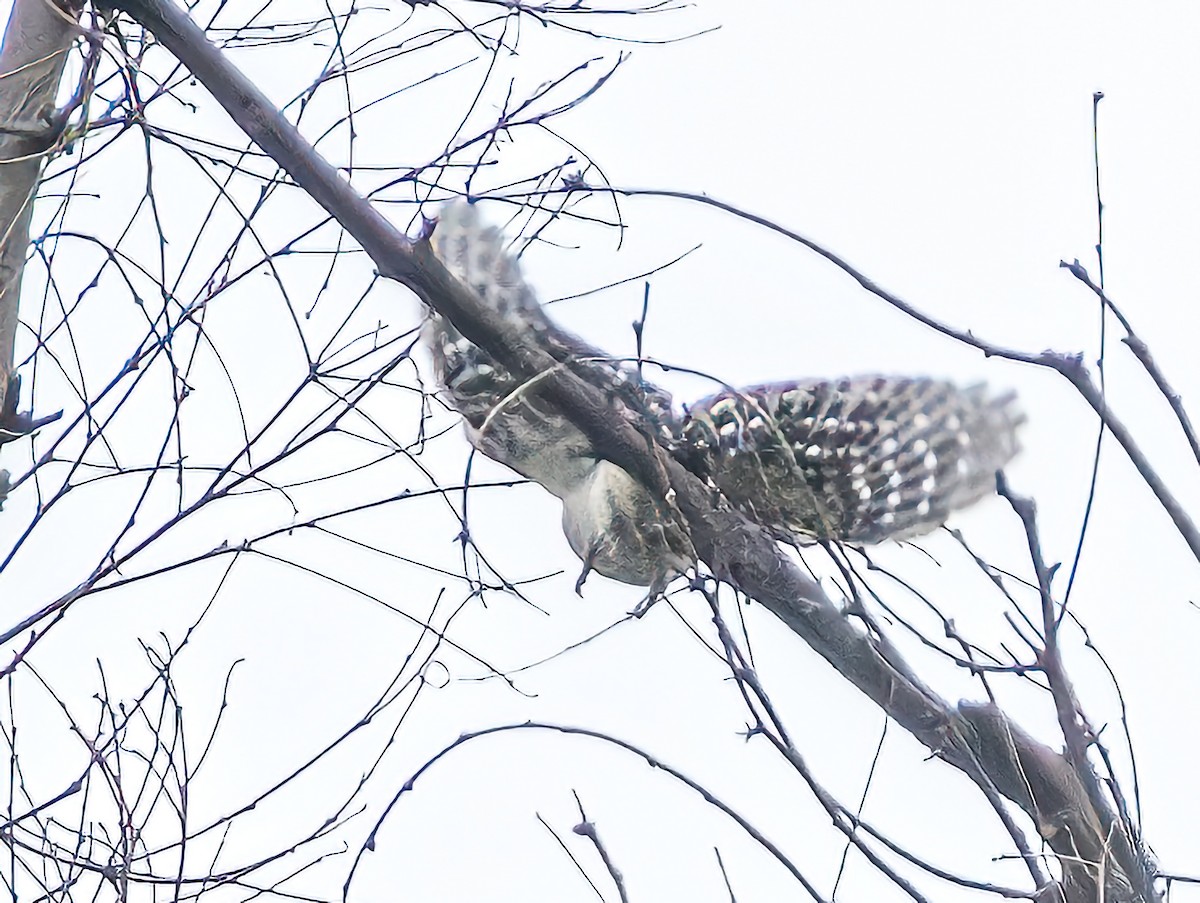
998,475,1157,903
572,794,630,903
1060,258,1200,468
351,722,826,902
705,592,1040,901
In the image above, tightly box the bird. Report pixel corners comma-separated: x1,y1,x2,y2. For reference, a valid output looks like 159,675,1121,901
423,201,1023,592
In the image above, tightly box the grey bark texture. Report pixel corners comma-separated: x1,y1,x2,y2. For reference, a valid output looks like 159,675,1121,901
0,0,82,466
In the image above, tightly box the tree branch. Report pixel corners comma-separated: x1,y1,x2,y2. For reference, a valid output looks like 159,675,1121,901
0,0,82,454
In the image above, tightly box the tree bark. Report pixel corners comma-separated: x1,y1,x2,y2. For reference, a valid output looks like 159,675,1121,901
0,0,82,454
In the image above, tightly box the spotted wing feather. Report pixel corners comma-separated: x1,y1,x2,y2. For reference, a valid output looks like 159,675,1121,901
675,376,1023,543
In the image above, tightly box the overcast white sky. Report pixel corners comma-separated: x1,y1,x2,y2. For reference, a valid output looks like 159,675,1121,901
2,2,1199,901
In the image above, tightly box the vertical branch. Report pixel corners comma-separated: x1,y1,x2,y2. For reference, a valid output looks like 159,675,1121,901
998,475,1157,903
1092,91,1106,288
1061,90,1108,610
0,0,83,444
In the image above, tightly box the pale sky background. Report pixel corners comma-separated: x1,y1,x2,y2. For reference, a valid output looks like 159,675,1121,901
2,2,1199,901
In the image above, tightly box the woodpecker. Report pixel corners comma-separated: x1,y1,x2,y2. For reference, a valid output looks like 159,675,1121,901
424,202,1022,591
